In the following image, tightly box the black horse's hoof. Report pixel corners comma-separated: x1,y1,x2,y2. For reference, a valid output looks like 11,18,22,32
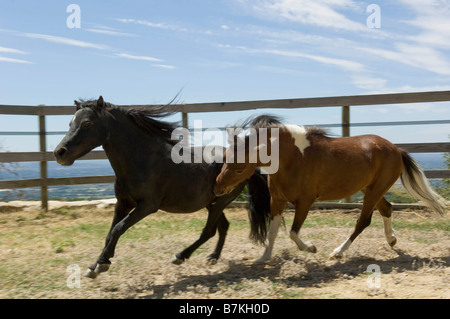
207,257,218,265
83,263,111,279
96,263,111,273
84,268,98,279
207,253,219,265
171,255,185,265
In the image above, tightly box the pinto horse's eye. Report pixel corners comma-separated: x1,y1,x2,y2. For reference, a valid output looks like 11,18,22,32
80,121,92,129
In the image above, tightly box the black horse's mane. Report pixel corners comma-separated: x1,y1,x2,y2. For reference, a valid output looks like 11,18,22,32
75,99,180,144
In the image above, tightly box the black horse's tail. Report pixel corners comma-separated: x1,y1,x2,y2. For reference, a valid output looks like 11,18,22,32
247,169,271,245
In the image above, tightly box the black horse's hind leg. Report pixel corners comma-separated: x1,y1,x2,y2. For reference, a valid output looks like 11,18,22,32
172,182,245,265
85,200,155,278
171,208,222,265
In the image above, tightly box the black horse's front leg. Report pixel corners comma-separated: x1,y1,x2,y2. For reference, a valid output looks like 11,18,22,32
85,200,153,279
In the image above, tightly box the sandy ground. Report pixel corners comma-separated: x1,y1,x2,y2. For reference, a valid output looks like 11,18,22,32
0,200,448,299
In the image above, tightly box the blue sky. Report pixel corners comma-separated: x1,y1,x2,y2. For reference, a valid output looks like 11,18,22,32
0,0,449,152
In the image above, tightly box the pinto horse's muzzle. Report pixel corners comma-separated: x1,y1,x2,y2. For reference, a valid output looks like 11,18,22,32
213,183,234,197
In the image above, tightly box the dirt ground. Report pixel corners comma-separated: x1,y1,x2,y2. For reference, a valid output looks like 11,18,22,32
0,200,448,299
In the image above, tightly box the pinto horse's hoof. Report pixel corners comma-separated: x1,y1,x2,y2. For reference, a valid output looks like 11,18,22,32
304,242,317,253
171,255,185,265
253,257,269,265
308,245,317,253
388,236,397,247
329,251,344,259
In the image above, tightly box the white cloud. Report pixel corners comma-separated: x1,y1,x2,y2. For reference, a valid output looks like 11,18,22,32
398,0,450,49
351,74,387,91
0,46,32,63
153,64,176,69
0,46,27,54
115,53,163,62
243,0,366,31
115,18,188,32
115,53,175,69
359,43,450,76
85,28,138,37
270,49,365,72
23,33,109,50
0,56,33,64
218,44,365,72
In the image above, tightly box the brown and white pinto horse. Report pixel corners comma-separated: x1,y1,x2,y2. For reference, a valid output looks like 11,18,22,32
214,115,447,262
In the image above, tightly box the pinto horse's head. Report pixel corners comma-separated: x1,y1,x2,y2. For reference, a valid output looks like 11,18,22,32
213,132,259,197
54,96,109,166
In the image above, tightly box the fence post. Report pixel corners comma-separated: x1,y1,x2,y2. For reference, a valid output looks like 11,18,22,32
342,105,350,138
38,112,48,211
342,106,352,203
182,112,188,129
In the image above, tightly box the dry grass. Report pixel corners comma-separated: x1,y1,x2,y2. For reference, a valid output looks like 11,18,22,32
0,202,448,299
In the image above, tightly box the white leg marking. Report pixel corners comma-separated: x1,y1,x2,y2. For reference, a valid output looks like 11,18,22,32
330,237,352,258
283,124,310,155
289,230,317,253
254,215,282,264
382,216,396,246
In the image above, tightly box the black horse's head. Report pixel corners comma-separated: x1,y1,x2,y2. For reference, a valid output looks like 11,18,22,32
54,96,109,166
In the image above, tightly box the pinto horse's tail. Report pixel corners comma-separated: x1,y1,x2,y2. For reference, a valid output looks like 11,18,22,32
400,151,447,216
247,169,271,245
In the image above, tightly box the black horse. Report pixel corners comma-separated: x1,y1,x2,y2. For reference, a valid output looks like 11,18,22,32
54,96,270,279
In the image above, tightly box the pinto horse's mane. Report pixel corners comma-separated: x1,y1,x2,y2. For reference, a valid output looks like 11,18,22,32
74,99,180,145
234,114,283,130
232,114,329,137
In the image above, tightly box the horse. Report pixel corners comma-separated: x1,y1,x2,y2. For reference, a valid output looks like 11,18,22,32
54,96,270,278
213,115,447,263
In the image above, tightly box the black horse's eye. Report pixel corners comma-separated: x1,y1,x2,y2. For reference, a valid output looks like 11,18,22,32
81,121,92,129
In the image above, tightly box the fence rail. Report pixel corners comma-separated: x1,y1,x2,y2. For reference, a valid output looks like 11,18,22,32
1,90,450,211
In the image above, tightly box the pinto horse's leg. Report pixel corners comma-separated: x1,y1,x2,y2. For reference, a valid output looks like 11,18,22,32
330,185,392,259
360,190,396,247
85,201,155,278
376,197,396,247
254,199,286,264
290,200,316,253
330,200,376,259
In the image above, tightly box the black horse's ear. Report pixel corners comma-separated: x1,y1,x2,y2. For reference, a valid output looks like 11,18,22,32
74,100,81,110
97,96,104,108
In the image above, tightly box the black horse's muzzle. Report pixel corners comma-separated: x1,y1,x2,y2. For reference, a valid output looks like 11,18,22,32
54,146,75,166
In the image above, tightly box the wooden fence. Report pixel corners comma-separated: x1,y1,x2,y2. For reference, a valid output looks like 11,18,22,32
1,90,450,211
